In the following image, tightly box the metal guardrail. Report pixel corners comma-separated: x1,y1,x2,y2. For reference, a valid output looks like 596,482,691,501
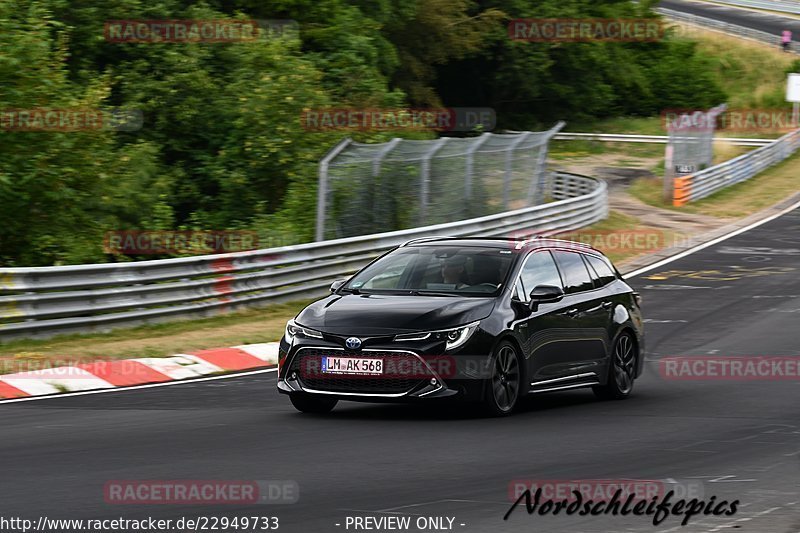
672,129,800,205
554,132,773,146
0,172,607,340
657,7,798,52
694,0,800,15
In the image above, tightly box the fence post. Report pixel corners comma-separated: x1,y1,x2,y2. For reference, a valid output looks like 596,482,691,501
419,138,449,226
504,132,531,210
527,121,565,205
465,133,492,218
315,137,352,242
372,138,402,231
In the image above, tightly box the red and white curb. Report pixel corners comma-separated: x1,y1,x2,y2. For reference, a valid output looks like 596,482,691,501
0,342,279,400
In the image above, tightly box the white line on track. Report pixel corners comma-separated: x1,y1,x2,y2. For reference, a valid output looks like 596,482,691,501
3,198,799,406
625,198,800,279
0,367,278,405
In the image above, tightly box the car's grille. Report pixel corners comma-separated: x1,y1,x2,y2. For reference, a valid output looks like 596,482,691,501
291,349,431,394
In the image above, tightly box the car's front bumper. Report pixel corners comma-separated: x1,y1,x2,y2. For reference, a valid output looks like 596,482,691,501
276,333,493,402
276,377,461,401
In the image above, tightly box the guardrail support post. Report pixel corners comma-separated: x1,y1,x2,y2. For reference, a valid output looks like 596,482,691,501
664,143,675,203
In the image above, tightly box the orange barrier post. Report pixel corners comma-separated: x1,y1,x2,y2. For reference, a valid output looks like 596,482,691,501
672,176,692,207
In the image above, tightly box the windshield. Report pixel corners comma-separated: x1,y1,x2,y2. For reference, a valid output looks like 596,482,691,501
343,246,516,296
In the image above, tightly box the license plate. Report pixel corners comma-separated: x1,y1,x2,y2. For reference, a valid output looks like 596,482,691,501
321,356,383,375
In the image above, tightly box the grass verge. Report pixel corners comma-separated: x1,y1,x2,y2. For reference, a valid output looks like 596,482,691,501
0,300,313,368
629,151,800,218
553,210,688,266
678,25,797,110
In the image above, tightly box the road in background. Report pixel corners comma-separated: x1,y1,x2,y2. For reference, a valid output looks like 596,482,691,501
661,0,800,35
1,207,799,532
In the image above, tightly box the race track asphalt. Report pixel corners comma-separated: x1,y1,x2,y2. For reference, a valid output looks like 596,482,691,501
661,0,800,36
2,204,799,533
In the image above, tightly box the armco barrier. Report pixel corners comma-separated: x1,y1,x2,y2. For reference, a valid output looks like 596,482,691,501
673,129,800,206
690,0,800,15
0,172,607,341
554,133,772,147
657,7,796,52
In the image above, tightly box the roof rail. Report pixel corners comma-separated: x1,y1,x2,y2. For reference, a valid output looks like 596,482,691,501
513,236,541,250
400,236,459,247
541,237,596,250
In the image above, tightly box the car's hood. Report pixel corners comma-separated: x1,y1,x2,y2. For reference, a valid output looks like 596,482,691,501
296,293,496,335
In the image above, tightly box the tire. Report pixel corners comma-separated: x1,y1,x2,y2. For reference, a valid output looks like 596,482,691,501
483,341,522,416
594,331,637,401
289,393,338,414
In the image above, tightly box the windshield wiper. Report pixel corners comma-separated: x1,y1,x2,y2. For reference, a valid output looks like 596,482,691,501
339,287,376,295
339,287,361,294
408,290,459,297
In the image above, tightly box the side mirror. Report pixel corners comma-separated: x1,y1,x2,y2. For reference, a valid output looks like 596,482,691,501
330,279,347,293
528,285,564,307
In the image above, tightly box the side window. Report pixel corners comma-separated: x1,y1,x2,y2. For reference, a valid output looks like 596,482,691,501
552,250,594,294
584,254,616,287
518,251,563,298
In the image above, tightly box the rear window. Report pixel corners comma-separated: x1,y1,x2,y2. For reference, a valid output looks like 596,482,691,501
552,250,594,294
584,254,617,287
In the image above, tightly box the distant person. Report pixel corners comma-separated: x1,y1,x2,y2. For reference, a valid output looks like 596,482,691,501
782,30,792,52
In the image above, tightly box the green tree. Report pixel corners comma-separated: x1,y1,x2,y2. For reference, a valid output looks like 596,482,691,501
0,0,165,266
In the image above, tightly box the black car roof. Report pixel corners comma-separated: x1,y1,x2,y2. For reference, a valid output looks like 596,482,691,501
402,236,604,256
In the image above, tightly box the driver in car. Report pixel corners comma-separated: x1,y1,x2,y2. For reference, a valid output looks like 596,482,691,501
440,255,469,288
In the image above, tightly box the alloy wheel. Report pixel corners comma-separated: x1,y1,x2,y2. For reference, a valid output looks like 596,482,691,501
492,345,520,412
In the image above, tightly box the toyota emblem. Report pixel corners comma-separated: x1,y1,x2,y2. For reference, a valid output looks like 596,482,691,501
345,337,362,350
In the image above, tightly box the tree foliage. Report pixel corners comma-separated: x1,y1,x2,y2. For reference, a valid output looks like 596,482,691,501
0,0,727,265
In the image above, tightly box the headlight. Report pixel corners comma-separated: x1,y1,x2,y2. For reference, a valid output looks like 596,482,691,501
284,319,323,343
394,321,479,351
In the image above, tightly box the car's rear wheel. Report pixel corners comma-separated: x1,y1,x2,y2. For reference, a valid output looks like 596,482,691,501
483,341,521,416
289,393,338,414
594,331,637,400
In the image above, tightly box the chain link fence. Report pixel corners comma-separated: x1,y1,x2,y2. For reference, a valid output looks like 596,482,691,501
315,123,565,241
665,105,727,177
663,104,727,200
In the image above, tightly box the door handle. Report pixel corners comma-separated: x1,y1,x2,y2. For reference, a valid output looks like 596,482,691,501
602,301,613,310
564,308,579,318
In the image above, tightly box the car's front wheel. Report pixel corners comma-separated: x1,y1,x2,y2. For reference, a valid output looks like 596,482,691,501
289,393,338,414
594,331,637,400
483,341,522,416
